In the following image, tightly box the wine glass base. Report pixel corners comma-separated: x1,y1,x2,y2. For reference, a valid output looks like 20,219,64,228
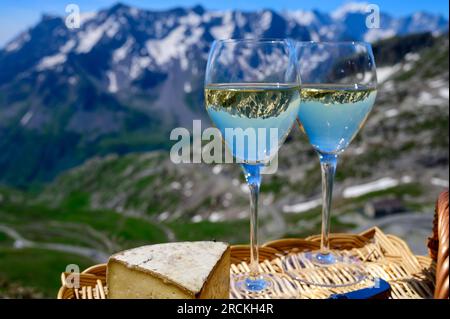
232,273,275,296
312,251,337,265
282,250,367,288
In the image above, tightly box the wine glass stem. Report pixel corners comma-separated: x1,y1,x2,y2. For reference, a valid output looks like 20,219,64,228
242,164,261,277
319,154,338,255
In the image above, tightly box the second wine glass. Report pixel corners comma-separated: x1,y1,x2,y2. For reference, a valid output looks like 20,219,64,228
285,41,378,287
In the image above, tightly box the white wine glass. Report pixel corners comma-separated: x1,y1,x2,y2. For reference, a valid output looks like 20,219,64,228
204,39,301,293
285,41,377,287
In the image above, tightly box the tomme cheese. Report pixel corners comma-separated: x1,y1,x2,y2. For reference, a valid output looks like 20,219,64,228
107,241,230,299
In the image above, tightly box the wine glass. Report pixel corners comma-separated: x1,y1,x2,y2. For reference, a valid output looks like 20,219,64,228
204,39,300,293
287,41,377,287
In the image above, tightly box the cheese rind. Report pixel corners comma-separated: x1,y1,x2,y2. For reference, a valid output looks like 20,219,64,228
107,241,230,299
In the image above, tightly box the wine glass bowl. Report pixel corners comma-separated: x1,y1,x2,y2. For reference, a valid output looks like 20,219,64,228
205,39,301,166
297,42,377,155
205,83,301,165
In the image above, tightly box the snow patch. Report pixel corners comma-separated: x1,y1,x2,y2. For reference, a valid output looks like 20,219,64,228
191,215,203,223
180,12,202,26
287,10,317,25
157,211,170,221
364,28,396,42
405,52,420,62
343,177,399,198
235,11,246,28
385,108,399,118
68,76,77,85
401,175,413,183
76,17,119,53
146,24,203,70
209,212,224,222
4,32,30,52
106,20,120,38
403,63,413,72
113,37,133,63
260,11,273,31
146,25,186,65
170,181,181,190
106,71,118,93
36,40,76,71
332,2,370,20
319,25,340,40
438,88,449,99
20,111,33,126
431,178,449,188
237,211,247,219
377,64,400,83
210,23,234,39
184,82,192,93
129,7,139,18
428,79,446,89
240,183,250,194
417,91,443,105
77,26,104,53
283,198,321,214
60,39,76,53
130,56,151,79
210,12,234,39
212,164,222,175
37,53,67,70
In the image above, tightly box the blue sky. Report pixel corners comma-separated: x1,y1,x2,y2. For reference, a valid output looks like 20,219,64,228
1,0,448,46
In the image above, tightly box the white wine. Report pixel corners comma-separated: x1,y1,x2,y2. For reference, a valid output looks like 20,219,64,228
298,84,377,154
205,83,301,164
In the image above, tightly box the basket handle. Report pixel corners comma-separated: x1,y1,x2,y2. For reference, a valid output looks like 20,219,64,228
428,190,449,299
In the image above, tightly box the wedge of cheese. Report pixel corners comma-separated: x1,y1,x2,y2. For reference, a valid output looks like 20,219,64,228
107,241,230,299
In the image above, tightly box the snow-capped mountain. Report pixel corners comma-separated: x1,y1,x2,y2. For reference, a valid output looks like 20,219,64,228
1,3,447,93
0,2,448,186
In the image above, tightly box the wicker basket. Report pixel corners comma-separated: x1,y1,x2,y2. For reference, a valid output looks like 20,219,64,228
58,191,449,299
57,227,433,299
427,191,449,299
